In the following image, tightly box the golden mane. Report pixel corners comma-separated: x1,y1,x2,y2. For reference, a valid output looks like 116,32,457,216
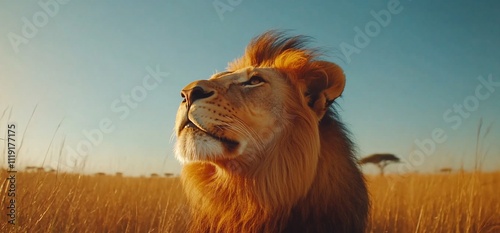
228,32,317,70
177,31,369,233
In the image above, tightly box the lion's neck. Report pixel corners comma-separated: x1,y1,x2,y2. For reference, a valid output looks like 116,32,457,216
182,163,289,233
181,118,322,232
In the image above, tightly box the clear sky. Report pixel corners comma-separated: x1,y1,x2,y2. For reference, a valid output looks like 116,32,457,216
1,0,499,176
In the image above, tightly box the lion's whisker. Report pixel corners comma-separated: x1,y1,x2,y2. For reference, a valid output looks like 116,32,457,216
222,123,260,152
226,117,266,153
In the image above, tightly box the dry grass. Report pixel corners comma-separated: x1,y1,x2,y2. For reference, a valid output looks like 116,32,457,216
0,170,187,233
367,172,500,233
1,170,499,232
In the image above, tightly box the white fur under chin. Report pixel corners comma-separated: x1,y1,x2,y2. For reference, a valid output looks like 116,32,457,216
174,135,224,164
175,128,251,162
174,139,246,174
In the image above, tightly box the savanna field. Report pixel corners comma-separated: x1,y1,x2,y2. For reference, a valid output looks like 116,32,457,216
1,169,499,233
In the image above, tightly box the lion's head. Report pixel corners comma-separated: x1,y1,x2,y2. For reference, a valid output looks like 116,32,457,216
174,31,368,233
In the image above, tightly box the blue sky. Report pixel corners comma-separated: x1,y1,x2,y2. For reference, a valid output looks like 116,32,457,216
1,0,499,176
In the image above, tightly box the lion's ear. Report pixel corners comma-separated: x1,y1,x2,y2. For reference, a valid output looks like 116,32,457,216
303,61,345,119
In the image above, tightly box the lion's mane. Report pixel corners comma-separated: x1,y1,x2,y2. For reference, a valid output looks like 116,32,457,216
180,31,369,233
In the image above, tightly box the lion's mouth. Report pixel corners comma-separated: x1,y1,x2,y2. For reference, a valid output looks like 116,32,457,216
183,121,239,149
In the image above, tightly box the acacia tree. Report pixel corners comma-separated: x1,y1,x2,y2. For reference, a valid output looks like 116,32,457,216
359,153,400,176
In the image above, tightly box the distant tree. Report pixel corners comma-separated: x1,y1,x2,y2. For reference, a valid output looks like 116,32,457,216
439,167,452,173
359,153,400,176
46,168,56,173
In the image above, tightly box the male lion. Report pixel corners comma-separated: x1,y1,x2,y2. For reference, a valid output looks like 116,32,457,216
174,31,369,233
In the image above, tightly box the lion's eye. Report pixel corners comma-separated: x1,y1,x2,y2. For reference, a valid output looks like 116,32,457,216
242,76,265,87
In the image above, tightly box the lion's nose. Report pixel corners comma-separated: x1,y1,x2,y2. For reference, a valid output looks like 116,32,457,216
181,85,214,106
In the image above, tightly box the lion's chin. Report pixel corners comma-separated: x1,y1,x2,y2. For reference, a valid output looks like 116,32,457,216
175,128,240,162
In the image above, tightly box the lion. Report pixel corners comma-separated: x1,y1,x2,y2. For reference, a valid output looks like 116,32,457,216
174,31,369,233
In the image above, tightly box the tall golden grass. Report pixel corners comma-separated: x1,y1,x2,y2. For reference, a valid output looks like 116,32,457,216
1,170,499,232
0,170,187,233
367,172,500,233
